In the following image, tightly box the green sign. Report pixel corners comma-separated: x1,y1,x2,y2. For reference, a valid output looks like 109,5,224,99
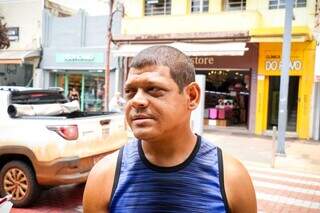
56,53,104,64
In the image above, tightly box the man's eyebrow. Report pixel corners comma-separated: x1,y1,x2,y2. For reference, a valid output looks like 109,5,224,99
125,79,167,88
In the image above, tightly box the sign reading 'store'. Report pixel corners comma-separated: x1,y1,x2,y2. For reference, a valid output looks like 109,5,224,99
190,56,215,66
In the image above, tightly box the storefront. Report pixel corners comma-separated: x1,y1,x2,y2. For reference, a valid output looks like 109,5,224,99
255,42,316,139
190,43,258,132
113,42,258,133
40,9,123,112
54,70,107,112
0,50,40,87
41,48,118,112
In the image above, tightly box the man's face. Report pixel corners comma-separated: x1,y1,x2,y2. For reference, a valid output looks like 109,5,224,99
124,65,190,141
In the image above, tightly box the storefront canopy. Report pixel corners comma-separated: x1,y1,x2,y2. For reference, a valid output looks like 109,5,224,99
112,42,248,57
0,50,40,64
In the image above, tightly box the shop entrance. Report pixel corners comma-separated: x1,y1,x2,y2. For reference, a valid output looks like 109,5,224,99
56,72,105,112
267,76,299,131
197,69,251,128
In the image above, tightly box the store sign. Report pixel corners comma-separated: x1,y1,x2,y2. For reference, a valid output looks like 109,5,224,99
7,27,19,42
264,55,303,71
56,53,104,64
191,56,215,66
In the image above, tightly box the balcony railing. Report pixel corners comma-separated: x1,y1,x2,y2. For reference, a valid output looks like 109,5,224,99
224,0,246,11
144,0,171,16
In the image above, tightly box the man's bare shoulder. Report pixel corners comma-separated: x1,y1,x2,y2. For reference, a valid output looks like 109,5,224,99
222,152,257,213
83,150,120,213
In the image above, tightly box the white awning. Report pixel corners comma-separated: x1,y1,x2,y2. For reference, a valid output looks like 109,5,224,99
0,50,40,64
112,42,248,57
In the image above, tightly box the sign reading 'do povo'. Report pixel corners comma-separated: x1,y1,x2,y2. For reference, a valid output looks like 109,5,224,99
265,59,303,71
56,53,104,64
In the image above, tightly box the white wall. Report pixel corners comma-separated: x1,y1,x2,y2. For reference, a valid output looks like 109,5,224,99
0,0,43,50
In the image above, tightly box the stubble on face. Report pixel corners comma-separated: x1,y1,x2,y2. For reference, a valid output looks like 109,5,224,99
124,65,190,141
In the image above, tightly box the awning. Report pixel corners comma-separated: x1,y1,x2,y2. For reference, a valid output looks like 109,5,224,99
250,35,308,43
112,42,248,57
0,50,40,64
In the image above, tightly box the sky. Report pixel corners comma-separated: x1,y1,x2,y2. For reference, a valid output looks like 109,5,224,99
50,0,110,15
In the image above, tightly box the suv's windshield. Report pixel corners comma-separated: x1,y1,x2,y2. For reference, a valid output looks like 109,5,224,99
10,91,68,104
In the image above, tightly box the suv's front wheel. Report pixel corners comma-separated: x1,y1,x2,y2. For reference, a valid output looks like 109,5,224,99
0,161,41,207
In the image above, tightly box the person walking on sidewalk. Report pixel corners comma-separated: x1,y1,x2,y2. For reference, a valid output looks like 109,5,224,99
83,46,257,213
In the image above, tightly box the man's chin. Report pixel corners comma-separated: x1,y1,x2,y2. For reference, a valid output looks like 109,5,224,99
132,128,158,141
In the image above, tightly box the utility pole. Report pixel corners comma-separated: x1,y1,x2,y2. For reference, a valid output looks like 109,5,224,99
277,0,294,154
104,0,114,111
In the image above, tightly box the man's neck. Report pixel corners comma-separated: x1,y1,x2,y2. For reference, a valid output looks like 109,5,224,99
141,127,197,167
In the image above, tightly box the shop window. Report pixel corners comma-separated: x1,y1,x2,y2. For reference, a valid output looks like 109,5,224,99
269,0,306,9
83,75,105,112
191,0,209,13
0,64,33,86
144,0,171,16
224,0,246,11
198,69,250,127
55,73,105,112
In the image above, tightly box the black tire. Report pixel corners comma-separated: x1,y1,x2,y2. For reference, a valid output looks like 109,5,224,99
0,160,41,207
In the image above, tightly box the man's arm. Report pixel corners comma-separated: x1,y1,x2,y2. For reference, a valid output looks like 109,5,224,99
223,153,257,213
83,151,119,213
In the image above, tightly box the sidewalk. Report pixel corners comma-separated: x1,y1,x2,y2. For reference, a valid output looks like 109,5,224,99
203,130,320,212
203,130,320,175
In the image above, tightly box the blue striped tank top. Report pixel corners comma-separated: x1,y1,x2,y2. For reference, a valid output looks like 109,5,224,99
109,135,230,213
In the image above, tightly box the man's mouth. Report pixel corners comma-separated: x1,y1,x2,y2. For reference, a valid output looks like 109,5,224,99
132,114,154,121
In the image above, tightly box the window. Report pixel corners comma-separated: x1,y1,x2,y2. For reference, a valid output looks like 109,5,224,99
144,0,171,16
224,0,246,11
0,64,33,87
191,0,209,13
269,0,306,9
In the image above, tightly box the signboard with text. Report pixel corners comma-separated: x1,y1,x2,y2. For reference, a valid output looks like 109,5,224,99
7,27,19,42
264,54,303,72
259,49,305,76
55,53,104,64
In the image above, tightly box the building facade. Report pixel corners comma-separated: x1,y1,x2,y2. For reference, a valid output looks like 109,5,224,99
41,9,123,112
116,0,317,139
0,0,73,87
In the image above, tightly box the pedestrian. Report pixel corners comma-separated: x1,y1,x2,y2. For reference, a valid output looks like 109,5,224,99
68,87,80,101
109,91,126,113
83,46,257,213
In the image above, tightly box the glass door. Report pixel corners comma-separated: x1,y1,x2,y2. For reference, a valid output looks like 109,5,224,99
267,76,299,131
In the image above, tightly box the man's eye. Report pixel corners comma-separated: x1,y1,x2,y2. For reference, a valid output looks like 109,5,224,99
147,87,164,96
149,87,159,92
124,90,135,99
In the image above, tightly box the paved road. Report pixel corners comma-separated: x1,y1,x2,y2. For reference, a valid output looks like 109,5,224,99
11,184,84,213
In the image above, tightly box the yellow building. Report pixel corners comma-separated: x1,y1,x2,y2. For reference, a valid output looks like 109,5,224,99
117,0,317,139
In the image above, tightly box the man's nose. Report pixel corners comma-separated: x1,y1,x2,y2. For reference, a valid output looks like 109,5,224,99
131,90,148,108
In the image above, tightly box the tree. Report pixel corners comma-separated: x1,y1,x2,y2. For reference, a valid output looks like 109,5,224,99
0,19,10,49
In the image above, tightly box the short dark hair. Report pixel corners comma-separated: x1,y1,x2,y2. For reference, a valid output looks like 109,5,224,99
129,45,195,92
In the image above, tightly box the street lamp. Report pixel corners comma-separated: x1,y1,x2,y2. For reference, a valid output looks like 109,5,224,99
277,0,294,155
104,0,114,112
104,0,124,112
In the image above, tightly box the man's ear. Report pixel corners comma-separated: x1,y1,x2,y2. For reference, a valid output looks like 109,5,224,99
184,82,201,110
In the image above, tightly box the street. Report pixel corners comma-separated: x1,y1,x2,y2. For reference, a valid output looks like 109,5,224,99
10,132,320,213
1,0,320,212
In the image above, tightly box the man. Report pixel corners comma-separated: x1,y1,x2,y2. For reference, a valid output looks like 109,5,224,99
83,46,257,213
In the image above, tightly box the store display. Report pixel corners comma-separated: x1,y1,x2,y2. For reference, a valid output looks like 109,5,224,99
201,70,250,128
